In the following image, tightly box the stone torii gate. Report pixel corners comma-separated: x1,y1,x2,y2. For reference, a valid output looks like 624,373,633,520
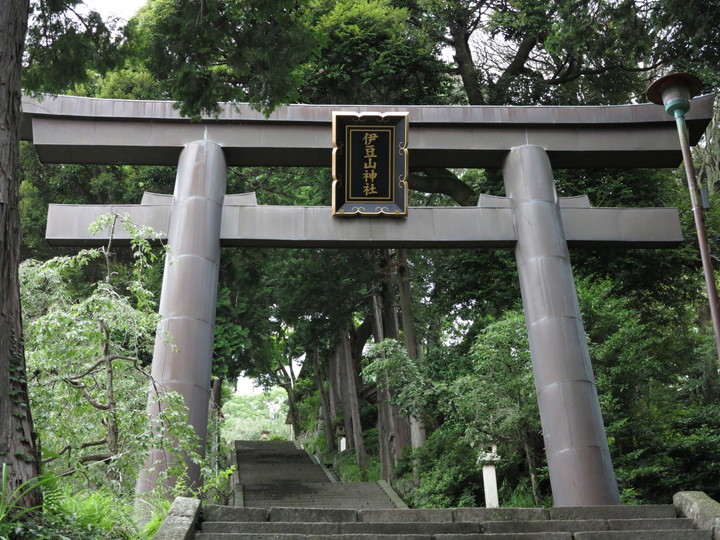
22,93,714,507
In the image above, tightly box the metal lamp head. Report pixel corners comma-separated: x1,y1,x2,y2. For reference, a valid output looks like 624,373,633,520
647,73,702,117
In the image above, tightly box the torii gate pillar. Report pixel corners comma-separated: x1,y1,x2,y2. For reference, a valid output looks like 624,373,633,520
503,145,620,505
135,141,227,495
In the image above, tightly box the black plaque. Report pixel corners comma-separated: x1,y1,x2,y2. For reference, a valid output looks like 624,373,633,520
332,112,408,216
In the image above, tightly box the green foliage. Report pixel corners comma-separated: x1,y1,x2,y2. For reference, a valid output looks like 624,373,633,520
401,426,481,508
96,67,169,100
136,0,322,117
0,464,44,539
21,215,162,494
364,274,720,506
365,339,427,419
652,0,720,88
332,452,381,483
221,388,289,442
20,213,234,519
44,487,138,539
1,468,141,540
23,2,123,93
300,0,450,104
19,144,176,261
296,389,322,437
212,287,251,382
138,497,172,540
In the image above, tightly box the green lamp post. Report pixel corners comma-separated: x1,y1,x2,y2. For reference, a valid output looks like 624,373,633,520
648,73,720,361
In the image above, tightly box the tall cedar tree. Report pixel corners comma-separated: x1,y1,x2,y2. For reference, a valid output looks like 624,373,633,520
0,0,40,507
2,0,118,506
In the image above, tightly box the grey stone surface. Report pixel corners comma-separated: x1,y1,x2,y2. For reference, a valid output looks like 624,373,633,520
437,534,572,540
202,522,342,534
548,505,676,520
234,441,401,510
607,518,695,530
201,521,481,535
302,536,432,540
21,94,714,168
376,480,409,510
483,519,609,533
153,497,201,540
675,491,720,539
359,508,453,523
196,487,711,539
574,531,710,539
196,535,307,540
340,522,480,534
452,507,550,522
269,507,358,522
196,536,432,540
203,505,269,522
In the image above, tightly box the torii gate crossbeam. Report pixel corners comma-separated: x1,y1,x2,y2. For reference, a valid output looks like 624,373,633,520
22,94,714,507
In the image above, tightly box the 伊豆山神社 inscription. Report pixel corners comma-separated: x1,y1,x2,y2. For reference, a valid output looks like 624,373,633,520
332,112,408,216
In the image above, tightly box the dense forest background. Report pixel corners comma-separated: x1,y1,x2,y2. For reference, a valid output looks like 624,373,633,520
3,0,720,537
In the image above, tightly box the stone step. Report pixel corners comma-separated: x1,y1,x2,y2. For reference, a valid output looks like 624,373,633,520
242,482,397,509
244,483,389,493
197,504,709,540
483,518,696,533
240,500,395,508
240,473,331,483
570,532,711,540
243,499,395,505
244,498,395,504
547,505,677,520
203,504,685,524
235,453,326,460
201,521,483,535
195,532,436,540
196,535,709,540
194,534,574,540
214,442,706,540
234,440,333,487
200,518,700,536
435,534,709,540
243,497,394,503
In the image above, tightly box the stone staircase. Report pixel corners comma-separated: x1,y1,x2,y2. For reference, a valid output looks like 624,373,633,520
180,440,715,539
233,440,402,509
195,504,711,539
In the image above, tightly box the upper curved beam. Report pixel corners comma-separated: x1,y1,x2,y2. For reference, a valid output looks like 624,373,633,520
21,93,715,169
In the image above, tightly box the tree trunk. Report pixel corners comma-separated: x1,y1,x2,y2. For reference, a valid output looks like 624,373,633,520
396,249,426,485
327,349,339,430
449,22,485,105
407,169,477,206
523,438,541,507
372,293,395,483
380,251,411,458
105,355,119,456
210,379,222,414
341,331,367,477
282,383,301,439
396,249,419,361
0,0,42,508
334,346,354,451
311,349,336,452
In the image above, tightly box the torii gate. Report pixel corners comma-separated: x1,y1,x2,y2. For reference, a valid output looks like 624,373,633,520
22,93,714,507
